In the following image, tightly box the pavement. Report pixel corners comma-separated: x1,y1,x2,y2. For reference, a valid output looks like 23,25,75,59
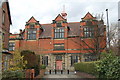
35,71,96,79
43,74,81,78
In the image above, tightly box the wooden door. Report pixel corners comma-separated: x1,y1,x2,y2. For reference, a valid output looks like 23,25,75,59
56,61,62,70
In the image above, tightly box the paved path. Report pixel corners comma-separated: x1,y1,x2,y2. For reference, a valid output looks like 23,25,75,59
43,74,81,78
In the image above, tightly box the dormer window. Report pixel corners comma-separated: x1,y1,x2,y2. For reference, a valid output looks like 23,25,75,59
84,27,94,38
54,28,64,39
57,22,62,27
30,24,34,28
27,29,36,40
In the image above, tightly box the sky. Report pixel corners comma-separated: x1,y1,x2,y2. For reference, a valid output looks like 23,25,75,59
8,0,119,33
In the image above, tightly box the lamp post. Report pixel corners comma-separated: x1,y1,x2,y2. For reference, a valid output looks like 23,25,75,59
0,29,2,80
118,19,120,56
118,2,120,56
106,9,110,48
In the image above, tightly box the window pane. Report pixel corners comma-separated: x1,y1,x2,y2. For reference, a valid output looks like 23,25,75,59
54,44,64,50
30,24,34,28
2,10,5,24
42,56,48,66
33,31,36,33
71,56,78,66
84,27,94,38
54,29,64,39
9,42,15,51
56,56,62,60
57,23,62,27
61,29,64,32
27,29,36,40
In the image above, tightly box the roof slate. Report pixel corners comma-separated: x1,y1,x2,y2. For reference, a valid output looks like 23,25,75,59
40,22,80,38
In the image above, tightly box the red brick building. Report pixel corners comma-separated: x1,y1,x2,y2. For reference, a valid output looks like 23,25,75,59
0,1,12,71
9,12,106,71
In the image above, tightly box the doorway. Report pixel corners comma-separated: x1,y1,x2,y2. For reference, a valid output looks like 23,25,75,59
56,55,62,70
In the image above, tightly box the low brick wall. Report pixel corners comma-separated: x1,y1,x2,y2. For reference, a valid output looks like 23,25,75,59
25,69,35,78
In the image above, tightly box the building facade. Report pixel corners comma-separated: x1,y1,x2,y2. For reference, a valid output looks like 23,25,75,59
0,1,12,71
9,12,106,71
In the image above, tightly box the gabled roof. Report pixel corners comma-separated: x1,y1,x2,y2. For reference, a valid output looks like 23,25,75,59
27,16,38,23
39,22,80,38
6,2,12,24
54,14,65,21
82,12,95,20
2,2,12,24
9,33,19,39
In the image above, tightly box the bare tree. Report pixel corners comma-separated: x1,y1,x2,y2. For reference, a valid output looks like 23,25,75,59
109,23,119,56
70,19,106,61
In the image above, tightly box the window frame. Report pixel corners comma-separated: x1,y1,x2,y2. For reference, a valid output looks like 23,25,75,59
71,55,78,66
54,43,65,50
2,9,5,25
56,22,62,27
9,42,15,51
42,56,48,66
84,27,94,38
54,28,64,39
56,55,62,60
27,28,37,40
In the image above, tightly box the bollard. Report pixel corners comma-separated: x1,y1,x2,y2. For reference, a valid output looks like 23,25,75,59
67,70,69,74
49,70,51,74
55,69,57,74
61,70,63,74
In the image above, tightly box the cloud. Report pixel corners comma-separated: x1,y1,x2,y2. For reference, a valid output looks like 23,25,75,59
9,0,119,33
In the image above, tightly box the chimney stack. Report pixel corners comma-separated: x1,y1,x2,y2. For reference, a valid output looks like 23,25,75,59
19,29,22,33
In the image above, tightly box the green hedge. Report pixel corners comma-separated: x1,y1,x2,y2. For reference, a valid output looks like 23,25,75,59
74,61,99,76
96,52,120,78
40,65,46,69
2,70,25,79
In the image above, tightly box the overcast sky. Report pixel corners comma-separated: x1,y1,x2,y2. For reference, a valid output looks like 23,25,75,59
9,0,119,33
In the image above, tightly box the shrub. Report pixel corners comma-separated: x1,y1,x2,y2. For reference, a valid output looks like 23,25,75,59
74,61,99,76
21,50,38,69
40,65,46,69
96,52,120,78
2,70,25,79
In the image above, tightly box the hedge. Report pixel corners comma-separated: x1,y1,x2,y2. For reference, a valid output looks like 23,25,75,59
40,65,46,69
74,61,99,76
96,52,120,78
2,70,25,79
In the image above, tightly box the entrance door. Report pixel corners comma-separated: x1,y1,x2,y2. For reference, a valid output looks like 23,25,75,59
56,61,62,70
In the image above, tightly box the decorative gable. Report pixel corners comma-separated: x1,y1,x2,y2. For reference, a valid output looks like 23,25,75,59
25,16,40,27
82,12,96,20
27,16,38,23
55,14,65,21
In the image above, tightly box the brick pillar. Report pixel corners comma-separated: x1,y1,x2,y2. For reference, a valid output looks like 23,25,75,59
36,28,40,40
53,55,56,70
